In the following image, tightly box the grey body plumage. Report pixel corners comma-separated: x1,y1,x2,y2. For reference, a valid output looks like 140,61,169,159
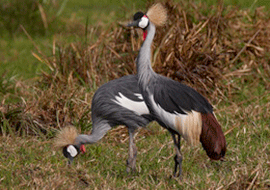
72,75,153,171
91,75,153,130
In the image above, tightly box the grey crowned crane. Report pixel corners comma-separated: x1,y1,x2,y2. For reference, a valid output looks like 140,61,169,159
127,3,226,177
54,75,154,172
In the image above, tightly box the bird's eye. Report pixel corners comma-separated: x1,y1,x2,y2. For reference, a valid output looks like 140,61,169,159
138,16,149,29
67,145,78,157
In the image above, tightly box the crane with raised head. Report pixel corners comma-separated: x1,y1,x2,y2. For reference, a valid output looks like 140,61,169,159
127,3,226,177
54,74,154,172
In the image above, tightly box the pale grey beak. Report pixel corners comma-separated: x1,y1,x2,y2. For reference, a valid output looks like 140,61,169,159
127,20,139,27
67,157,74,165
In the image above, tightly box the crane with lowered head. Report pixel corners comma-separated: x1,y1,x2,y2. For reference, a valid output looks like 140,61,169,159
54,74,154,172
127,3,226,177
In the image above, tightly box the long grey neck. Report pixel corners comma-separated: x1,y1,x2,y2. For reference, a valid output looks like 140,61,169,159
74,121,111,146
136,22,157,90
74,134,100,146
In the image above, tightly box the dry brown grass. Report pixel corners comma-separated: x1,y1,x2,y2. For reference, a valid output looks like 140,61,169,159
151,1,270,98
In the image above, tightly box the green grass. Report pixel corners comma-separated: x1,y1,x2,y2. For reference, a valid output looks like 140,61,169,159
0,37,51,79
63,0,146,25
0,101,269,189
0,0,147,80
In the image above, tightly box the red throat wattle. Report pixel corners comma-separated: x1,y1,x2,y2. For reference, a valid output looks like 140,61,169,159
143,31,147,40
80,145,86,154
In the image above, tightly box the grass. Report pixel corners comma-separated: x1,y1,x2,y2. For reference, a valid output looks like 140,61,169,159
0,101,269,189
0,0,270,189
0,36,51,79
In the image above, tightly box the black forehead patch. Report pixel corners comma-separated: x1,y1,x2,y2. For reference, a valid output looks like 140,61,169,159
63,146,69,158
133,11,144,21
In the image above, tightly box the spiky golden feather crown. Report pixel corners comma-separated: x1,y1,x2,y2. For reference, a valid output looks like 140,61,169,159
54,125,78,149
146,3,168,27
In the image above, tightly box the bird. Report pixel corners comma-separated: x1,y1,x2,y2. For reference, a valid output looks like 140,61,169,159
54,74,154,172
127,3,226,177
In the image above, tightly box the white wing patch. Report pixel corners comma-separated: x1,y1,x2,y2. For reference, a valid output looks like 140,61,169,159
148,94,184,129
67,145,78,157
149,93,202,146
112,93,149,115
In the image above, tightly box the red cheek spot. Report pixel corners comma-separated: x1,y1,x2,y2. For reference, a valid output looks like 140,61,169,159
80,145,86,154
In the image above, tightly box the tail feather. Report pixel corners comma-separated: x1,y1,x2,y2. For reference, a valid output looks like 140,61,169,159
54,125,78,149
200,113,226,160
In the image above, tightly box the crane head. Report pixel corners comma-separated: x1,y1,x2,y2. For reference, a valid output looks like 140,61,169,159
127,12,149,30
63,144,86,165
127,3,167,29
54,125,86,164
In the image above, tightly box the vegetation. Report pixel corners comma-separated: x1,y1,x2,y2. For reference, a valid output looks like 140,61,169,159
0,0,269,189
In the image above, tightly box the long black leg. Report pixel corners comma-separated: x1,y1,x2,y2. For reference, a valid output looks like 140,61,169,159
171,133,182,177
126,127,138,173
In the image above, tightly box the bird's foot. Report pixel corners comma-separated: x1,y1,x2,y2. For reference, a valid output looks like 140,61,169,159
173,155,182,177
126,158,137,173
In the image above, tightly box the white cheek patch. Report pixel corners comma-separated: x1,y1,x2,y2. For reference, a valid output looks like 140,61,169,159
67,145,78,157
139,17,149,28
